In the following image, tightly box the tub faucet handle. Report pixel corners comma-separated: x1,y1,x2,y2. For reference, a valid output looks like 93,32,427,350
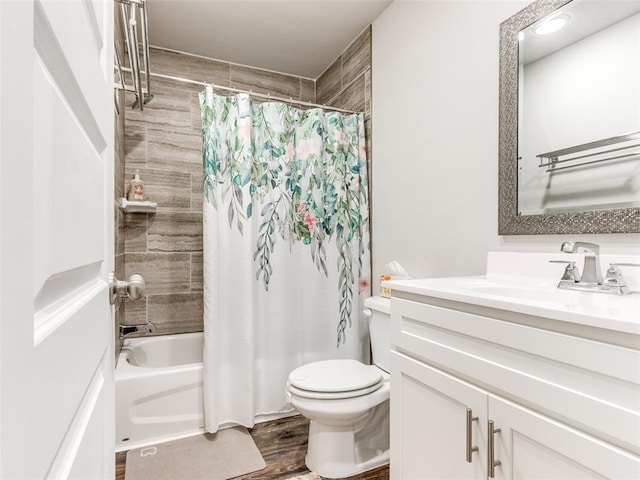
143,321,157,334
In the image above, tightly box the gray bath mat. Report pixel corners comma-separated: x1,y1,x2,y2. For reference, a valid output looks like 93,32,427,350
125,426,266,480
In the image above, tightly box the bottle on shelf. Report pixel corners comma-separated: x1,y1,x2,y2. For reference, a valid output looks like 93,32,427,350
127,169,145,201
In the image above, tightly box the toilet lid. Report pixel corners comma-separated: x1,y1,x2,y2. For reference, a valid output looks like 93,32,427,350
288,359,382,395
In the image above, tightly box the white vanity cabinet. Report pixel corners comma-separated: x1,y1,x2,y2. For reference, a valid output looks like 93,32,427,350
389,295,640,480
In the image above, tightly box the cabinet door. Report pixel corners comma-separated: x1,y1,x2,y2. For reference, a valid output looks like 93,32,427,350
489,395,640,480
391,351,487,480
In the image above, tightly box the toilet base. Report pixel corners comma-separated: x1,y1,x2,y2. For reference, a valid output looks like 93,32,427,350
305,401,390,479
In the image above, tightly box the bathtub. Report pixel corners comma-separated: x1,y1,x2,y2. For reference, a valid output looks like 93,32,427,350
115,332,205,452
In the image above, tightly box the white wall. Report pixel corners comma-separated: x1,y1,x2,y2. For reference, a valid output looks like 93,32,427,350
371,0,640,283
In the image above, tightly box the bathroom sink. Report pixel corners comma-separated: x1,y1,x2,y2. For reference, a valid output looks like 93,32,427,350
383,252,640,335
453,278,554,300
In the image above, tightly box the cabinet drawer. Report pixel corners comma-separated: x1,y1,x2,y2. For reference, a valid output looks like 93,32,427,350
391,297,640,454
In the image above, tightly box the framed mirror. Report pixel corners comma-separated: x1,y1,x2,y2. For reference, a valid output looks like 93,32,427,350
498,0,640,234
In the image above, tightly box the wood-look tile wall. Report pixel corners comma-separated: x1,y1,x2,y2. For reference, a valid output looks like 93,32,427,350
122,47,316,336
316,26,372,162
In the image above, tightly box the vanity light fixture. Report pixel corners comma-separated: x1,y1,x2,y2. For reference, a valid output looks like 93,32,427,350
534,12,570,35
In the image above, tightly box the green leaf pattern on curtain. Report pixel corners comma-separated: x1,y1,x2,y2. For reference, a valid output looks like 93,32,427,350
200,89,369,345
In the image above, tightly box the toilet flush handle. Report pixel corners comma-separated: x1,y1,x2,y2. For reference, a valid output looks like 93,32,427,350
363,308,372,319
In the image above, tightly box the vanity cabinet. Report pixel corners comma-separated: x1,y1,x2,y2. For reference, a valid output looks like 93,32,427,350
390,296,640,479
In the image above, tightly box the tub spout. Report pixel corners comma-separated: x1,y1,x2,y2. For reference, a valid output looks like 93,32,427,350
120,322,156,339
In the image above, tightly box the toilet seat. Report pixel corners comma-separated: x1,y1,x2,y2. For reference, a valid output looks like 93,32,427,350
288,381,382,400
288,359,383,400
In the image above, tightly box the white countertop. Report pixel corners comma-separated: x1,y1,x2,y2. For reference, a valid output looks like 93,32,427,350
384,252,640,336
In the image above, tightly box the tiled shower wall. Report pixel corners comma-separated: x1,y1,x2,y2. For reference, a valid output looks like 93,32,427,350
317,26,372,160
121,27,372,335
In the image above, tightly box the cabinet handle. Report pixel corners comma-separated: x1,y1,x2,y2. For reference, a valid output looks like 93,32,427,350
487,420,502,478
465,408,478,463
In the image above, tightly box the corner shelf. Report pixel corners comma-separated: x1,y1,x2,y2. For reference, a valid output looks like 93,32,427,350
118,198,157,213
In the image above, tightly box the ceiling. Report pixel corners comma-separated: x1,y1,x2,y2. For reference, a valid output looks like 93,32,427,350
146,0,393,79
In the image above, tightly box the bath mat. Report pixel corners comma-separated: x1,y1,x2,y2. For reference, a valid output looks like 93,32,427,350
124,426,266,480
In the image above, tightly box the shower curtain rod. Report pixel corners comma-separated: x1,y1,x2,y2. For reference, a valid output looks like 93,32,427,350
122,69,359,114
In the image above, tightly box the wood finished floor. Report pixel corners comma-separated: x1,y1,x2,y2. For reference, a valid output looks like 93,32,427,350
115,415,389,480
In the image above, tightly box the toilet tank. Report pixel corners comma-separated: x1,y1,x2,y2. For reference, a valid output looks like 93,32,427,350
364,296,391,373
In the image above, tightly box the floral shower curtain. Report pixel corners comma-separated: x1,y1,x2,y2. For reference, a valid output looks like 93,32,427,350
199,86,371,433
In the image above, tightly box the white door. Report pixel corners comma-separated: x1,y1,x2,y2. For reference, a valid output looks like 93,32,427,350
391,351,487,480
0,0,114,478
489,395,640,480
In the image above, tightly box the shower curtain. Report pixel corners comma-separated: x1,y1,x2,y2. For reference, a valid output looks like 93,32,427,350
199,86,371,432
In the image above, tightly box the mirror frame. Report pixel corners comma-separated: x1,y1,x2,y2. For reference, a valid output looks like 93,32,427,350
498,0,640,235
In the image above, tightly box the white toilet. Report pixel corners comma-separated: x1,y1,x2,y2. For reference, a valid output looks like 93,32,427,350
285,296,391,478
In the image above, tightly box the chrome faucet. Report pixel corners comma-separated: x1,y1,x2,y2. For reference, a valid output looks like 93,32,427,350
560,241,603,284
556,241,638,295
120,321,156,339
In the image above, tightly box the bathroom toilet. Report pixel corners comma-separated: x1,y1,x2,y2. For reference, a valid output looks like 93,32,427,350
285,296,391,478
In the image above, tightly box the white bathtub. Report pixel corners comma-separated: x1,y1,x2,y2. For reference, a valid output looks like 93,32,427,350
115,332,205,452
